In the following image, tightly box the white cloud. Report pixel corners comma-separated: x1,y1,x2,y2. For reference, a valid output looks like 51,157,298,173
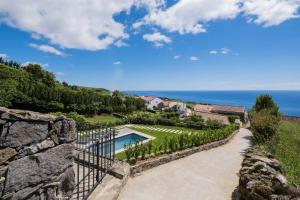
0,0,299,52
22,61,49,68
190,56,199,61
143,32,172,47
243,0,300,27
221,48,230,54
0,0,140,51
209,50,218,55
139,0,240,34
0,53,8,59
29,43,64,56
113,61,121,65
114,40,128,48
56,71,64,76
173,55,180,59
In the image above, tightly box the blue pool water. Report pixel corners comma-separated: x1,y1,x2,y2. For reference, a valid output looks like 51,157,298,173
115,133,147,151
126,90,300,116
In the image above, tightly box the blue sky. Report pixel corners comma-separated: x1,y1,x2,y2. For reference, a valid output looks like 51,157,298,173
0,0,300,90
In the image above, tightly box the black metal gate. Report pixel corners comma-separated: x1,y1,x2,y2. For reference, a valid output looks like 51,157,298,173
73,124,115,200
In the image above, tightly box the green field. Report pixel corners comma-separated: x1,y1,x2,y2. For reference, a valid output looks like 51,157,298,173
263,121,300,187
86,115,120,124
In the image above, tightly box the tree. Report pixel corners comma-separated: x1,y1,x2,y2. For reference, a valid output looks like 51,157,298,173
252,94,279,116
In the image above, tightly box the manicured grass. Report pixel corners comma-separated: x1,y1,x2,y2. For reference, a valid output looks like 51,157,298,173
115,124,227,160
115,127,173,160
263,122,300,187
86,115,120,124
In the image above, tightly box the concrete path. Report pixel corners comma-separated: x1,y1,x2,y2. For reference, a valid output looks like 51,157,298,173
118,128,252,200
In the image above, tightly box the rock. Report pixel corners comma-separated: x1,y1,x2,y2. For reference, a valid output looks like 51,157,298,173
0,177,5,197
58,167,75,198
4,144,74,194
0,107,55,122
0,119,6,125
10,184,43,200
20,139,55,156
0,148,17,165
1,121,49,148
254,184,274,198
50,119,75,144
0,166,8,177
273,174,289,194
59,119,76,143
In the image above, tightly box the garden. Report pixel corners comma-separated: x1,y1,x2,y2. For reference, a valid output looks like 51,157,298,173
116,124,238,164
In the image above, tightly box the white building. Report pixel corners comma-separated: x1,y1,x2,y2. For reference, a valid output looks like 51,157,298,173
140,96,163,110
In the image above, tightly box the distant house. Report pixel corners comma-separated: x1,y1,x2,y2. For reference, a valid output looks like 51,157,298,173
169,101,187,113
210,105,246,121
140,96,162,110
194,111,230,125
193,104,213,113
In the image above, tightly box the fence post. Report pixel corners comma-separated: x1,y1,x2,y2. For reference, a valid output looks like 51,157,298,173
96,140,100,182
113,129,115,161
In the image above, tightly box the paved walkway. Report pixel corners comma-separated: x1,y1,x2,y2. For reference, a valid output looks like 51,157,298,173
118,128,252,200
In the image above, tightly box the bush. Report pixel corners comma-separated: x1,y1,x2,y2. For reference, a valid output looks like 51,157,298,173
206,119,224,129
251,111,279,143
123,125,238,163
252,94,280,116
228,115,240,123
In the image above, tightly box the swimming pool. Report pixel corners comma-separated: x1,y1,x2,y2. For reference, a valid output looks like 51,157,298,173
115,133,148,151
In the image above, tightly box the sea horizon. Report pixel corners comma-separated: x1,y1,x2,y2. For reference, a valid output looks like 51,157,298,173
126,90,300,116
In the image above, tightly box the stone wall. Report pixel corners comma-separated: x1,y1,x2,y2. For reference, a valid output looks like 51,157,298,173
281,115,300,124
238,148,300,200
0,107,76,200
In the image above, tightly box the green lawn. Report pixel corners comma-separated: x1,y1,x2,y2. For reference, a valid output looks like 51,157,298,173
86,115,120,124
115,127,172,160
263,121,300,187
115,125,211,160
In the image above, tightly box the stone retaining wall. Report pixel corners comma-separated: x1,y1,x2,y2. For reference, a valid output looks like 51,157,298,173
281,115,300,124
130,130,239,175
238,148,300,200
0,107,76,200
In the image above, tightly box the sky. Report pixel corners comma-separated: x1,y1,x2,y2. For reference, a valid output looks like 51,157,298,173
0,0,300,91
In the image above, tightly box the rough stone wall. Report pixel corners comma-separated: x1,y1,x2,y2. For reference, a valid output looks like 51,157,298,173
239,148,300,200
0,107,76,200
281,115,300,124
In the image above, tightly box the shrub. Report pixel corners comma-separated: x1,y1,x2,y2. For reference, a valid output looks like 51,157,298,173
206,119,224,129
251,110,279,144
228,115,240,123
252,94,280,116
140,144,147,160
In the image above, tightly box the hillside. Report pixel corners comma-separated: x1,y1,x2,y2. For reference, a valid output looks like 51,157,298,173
0,59,145,114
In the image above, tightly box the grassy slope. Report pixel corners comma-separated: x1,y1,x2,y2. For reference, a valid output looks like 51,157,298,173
85,115,120,124
264,121,300,187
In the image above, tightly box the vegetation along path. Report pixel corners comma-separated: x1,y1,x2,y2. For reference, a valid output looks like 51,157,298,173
118,128,252,200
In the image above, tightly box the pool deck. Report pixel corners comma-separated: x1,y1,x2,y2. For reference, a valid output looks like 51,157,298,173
115,128,155,154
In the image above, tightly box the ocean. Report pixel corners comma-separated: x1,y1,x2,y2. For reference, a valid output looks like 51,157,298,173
126,91,300,116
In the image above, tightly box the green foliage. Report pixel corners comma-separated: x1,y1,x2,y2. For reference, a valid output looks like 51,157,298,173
252,94,280,116
250,94,280,144
0,59,145,114
228,115,240,123
262,122,300,187
251,111,279,143
122,125,238,163
125,111,222,130
206,119,224,129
